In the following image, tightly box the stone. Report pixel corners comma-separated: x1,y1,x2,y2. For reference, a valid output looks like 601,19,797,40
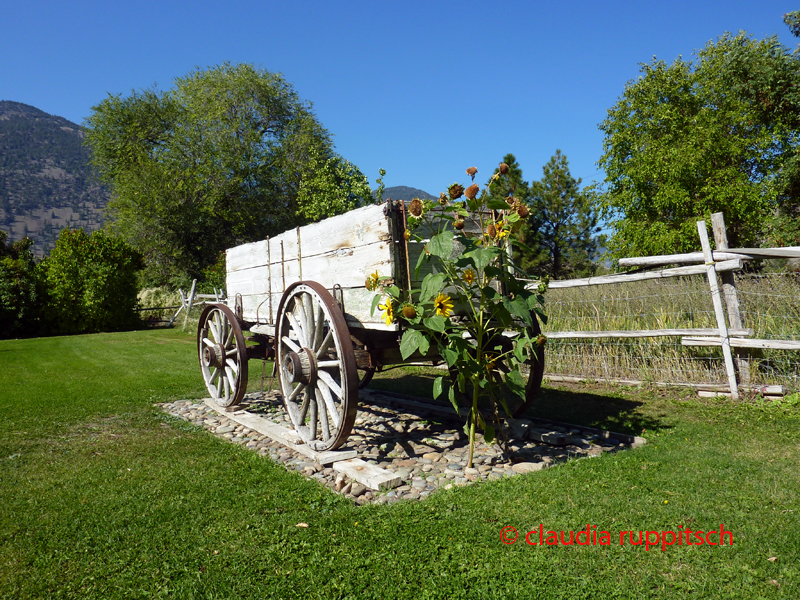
511,462,546,474
215,425,235,434
350,484,367,497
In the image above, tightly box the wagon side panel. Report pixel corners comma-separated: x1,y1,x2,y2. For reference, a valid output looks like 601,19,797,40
226,203,399,330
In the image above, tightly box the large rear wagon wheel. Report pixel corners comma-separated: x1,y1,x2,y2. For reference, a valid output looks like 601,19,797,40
197,304,249,408
275,282,359,451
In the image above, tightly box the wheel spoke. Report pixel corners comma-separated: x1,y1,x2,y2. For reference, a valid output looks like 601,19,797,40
298,388,311,423
225,357,239,376
202,336,215,348
313,301,324,351
317,378,341,428
287,310,308,349
301,293,314,341
318,393,330,441
293,297,310,345
318,369,342,400
316,360,340,368
315,329,333,358
286,382,305,403
281,335,301,354
308,389,318,437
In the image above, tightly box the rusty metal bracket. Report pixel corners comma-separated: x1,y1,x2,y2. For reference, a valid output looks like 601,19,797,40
234,293,243,321
332,283,344,311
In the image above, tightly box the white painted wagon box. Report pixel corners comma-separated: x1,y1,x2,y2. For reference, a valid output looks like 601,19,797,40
225,203,399,331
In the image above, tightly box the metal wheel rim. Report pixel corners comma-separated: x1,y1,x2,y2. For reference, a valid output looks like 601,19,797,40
197,303,249,408
276,282,358,451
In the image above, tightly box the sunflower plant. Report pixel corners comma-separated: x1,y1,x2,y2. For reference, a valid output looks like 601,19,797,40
369,164,547,467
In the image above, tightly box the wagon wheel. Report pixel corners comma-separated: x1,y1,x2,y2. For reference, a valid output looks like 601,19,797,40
358,368,375,389
275,282,359,451
449,312,544,419
197,303,249,408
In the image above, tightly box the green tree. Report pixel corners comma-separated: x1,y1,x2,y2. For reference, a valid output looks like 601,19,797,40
39,229,142,335
0,232,40,338
85,63,372,286
598,31,800,259
521,151,603,278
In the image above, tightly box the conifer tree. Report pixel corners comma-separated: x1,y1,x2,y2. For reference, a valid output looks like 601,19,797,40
520,150,603,279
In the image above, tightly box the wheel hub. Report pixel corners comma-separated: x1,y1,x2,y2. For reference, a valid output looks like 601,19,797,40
202,344,226,370
282,347,317,384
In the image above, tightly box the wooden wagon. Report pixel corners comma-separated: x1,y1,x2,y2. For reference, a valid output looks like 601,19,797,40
197,200,544,451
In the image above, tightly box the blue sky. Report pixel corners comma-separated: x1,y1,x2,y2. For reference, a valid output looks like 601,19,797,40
2,1,796,197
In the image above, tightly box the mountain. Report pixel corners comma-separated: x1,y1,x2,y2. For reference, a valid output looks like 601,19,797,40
0,101,108,256
379,186,436,201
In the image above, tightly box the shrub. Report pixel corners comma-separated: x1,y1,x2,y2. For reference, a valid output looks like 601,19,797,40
40,229,143,335
0,232,41,338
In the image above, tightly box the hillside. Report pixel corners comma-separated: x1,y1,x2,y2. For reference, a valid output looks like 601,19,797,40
0,101,108,255
380,186,436,201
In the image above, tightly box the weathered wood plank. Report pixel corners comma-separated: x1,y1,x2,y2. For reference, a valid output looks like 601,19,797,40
237,286,398,331
540,259,743,289
545,327,752,339
202,399,357,464
226,204,390,273
332,457,402,491
682,337,800,350
227,241,393,296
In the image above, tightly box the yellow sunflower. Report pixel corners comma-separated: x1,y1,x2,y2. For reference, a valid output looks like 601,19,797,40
378,297,394,325
365,270,381,291
433,293,454,317
462,268,477,286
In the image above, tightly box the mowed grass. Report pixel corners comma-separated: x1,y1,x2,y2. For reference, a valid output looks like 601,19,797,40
1,329,798,598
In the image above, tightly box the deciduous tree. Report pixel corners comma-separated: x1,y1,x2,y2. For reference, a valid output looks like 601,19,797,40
598,31,800,259
85,63,372,286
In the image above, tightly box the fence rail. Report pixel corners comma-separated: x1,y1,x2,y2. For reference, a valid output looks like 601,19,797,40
534,212,800,399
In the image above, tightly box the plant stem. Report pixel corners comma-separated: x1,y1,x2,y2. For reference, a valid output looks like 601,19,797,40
468,382,479,468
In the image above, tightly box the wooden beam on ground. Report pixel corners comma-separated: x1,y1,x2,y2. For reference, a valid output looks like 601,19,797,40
203,398,357,464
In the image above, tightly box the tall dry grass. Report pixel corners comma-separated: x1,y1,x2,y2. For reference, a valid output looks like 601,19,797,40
540,272,800,393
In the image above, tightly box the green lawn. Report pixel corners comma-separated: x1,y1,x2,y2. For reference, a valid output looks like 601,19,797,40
1,329,798,598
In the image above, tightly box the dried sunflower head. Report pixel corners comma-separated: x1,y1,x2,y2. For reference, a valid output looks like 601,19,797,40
402,304,417,319
448,183,464,200
517,204,530,218
466,166,478,180
454,219,465,230
499,163,509,175
486,224,497,238
438,192,448,205
465,184,479,200
408,198,424,217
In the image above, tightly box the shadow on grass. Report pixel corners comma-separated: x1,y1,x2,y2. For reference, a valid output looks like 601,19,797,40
529,384,669,437
367,368,671,440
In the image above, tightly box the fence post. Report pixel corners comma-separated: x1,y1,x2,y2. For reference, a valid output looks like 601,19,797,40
711,212,750,386
182,279,197,330
697,220,739,399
